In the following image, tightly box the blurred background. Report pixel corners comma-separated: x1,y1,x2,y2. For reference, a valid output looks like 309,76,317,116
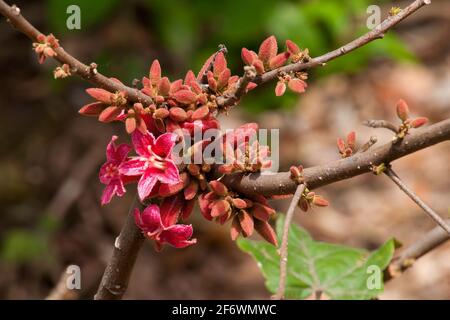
0,0,449,299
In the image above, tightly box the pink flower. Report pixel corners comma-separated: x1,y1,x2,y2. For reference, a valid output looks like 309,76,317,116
134,204,196,251
120,131,180,201
99,136,132,205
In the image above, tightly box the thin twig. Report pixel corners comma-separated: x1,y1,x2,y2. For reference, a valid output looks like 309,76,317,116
273,183,306,300
94,196,144,300
384,167,450,235
256,0,431,85
199,44,228,84
0,0,153,106
386,220,450,280
46,266,79,300
356,135,378,153
363,120,398,133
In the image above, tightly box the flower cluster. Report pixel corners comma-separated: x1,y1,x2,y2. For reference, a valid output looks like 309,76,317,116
217,123,272,174
337,131,356,158
134,204,196,251
53,64,71,79
199,180,278,246
241,36,309,97
77,36,313,250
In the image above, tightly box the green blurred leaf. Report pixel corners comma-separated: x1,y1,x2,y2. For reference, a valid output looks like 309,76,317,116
47,0,120,34
38,214,60,233
237,216,395,300
1,230,48,264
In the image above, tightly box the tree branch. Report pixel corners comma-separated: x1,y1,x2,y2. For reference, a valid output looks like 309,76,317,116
363,120,398,133
386,220,450,279
221,118,450,196
0,0,430,110
216,66,256,108
384,167,450,234
255,0,431,85
0,0,154,106
217,0,431,108
94,197,144,300
274,183,306,300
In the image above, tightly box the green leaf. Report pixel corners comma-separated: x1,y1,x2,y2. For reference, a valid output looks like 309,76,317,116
237,216,395,300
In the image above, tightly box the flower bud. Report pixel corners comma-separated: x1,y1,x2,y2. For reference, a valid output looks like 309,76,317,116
209,180,228,196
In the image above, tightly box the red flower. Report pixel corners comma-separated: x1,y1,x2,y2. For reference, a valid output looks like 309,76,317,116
119,131,180,201
134,204,196,251
99,136,132,205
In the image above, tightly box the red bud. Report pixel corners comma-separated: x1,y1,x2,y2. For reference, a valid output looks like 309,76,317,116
346,131,356,150
288,78,307,93
86,88,111,104
230,217,241,241
396,99,410,122
157,77,171,96
251,203,275,221
169,107,188,122
173,90,197,104
238,210,254,237
184,180,199,201
232,198,247,209
241,48,257,65
125,117,137,134
149,59,161,85
153,108,170,119
275,81,286,97
258,35,278,65
410,117,428,128
254,219,278,246
213,52,227,77
209,180,228,196
192,105,210,121
98,106,121,122
286,39,300,55
312,195,329,207
337,138,346,154
78,102,105,116
269,52,290,69
211,199,231,218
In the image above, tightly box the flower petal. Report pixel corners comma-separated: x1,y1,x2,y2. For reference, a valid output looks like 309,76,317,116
101,183,117,206
153,132,177,158
160,224,196,248
160,194,184,227
157,160,180,185
119,158,146,176
106,135,119,160
137,170,158,201
132,130,155,157
115,143,132,162
136,205,161,233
